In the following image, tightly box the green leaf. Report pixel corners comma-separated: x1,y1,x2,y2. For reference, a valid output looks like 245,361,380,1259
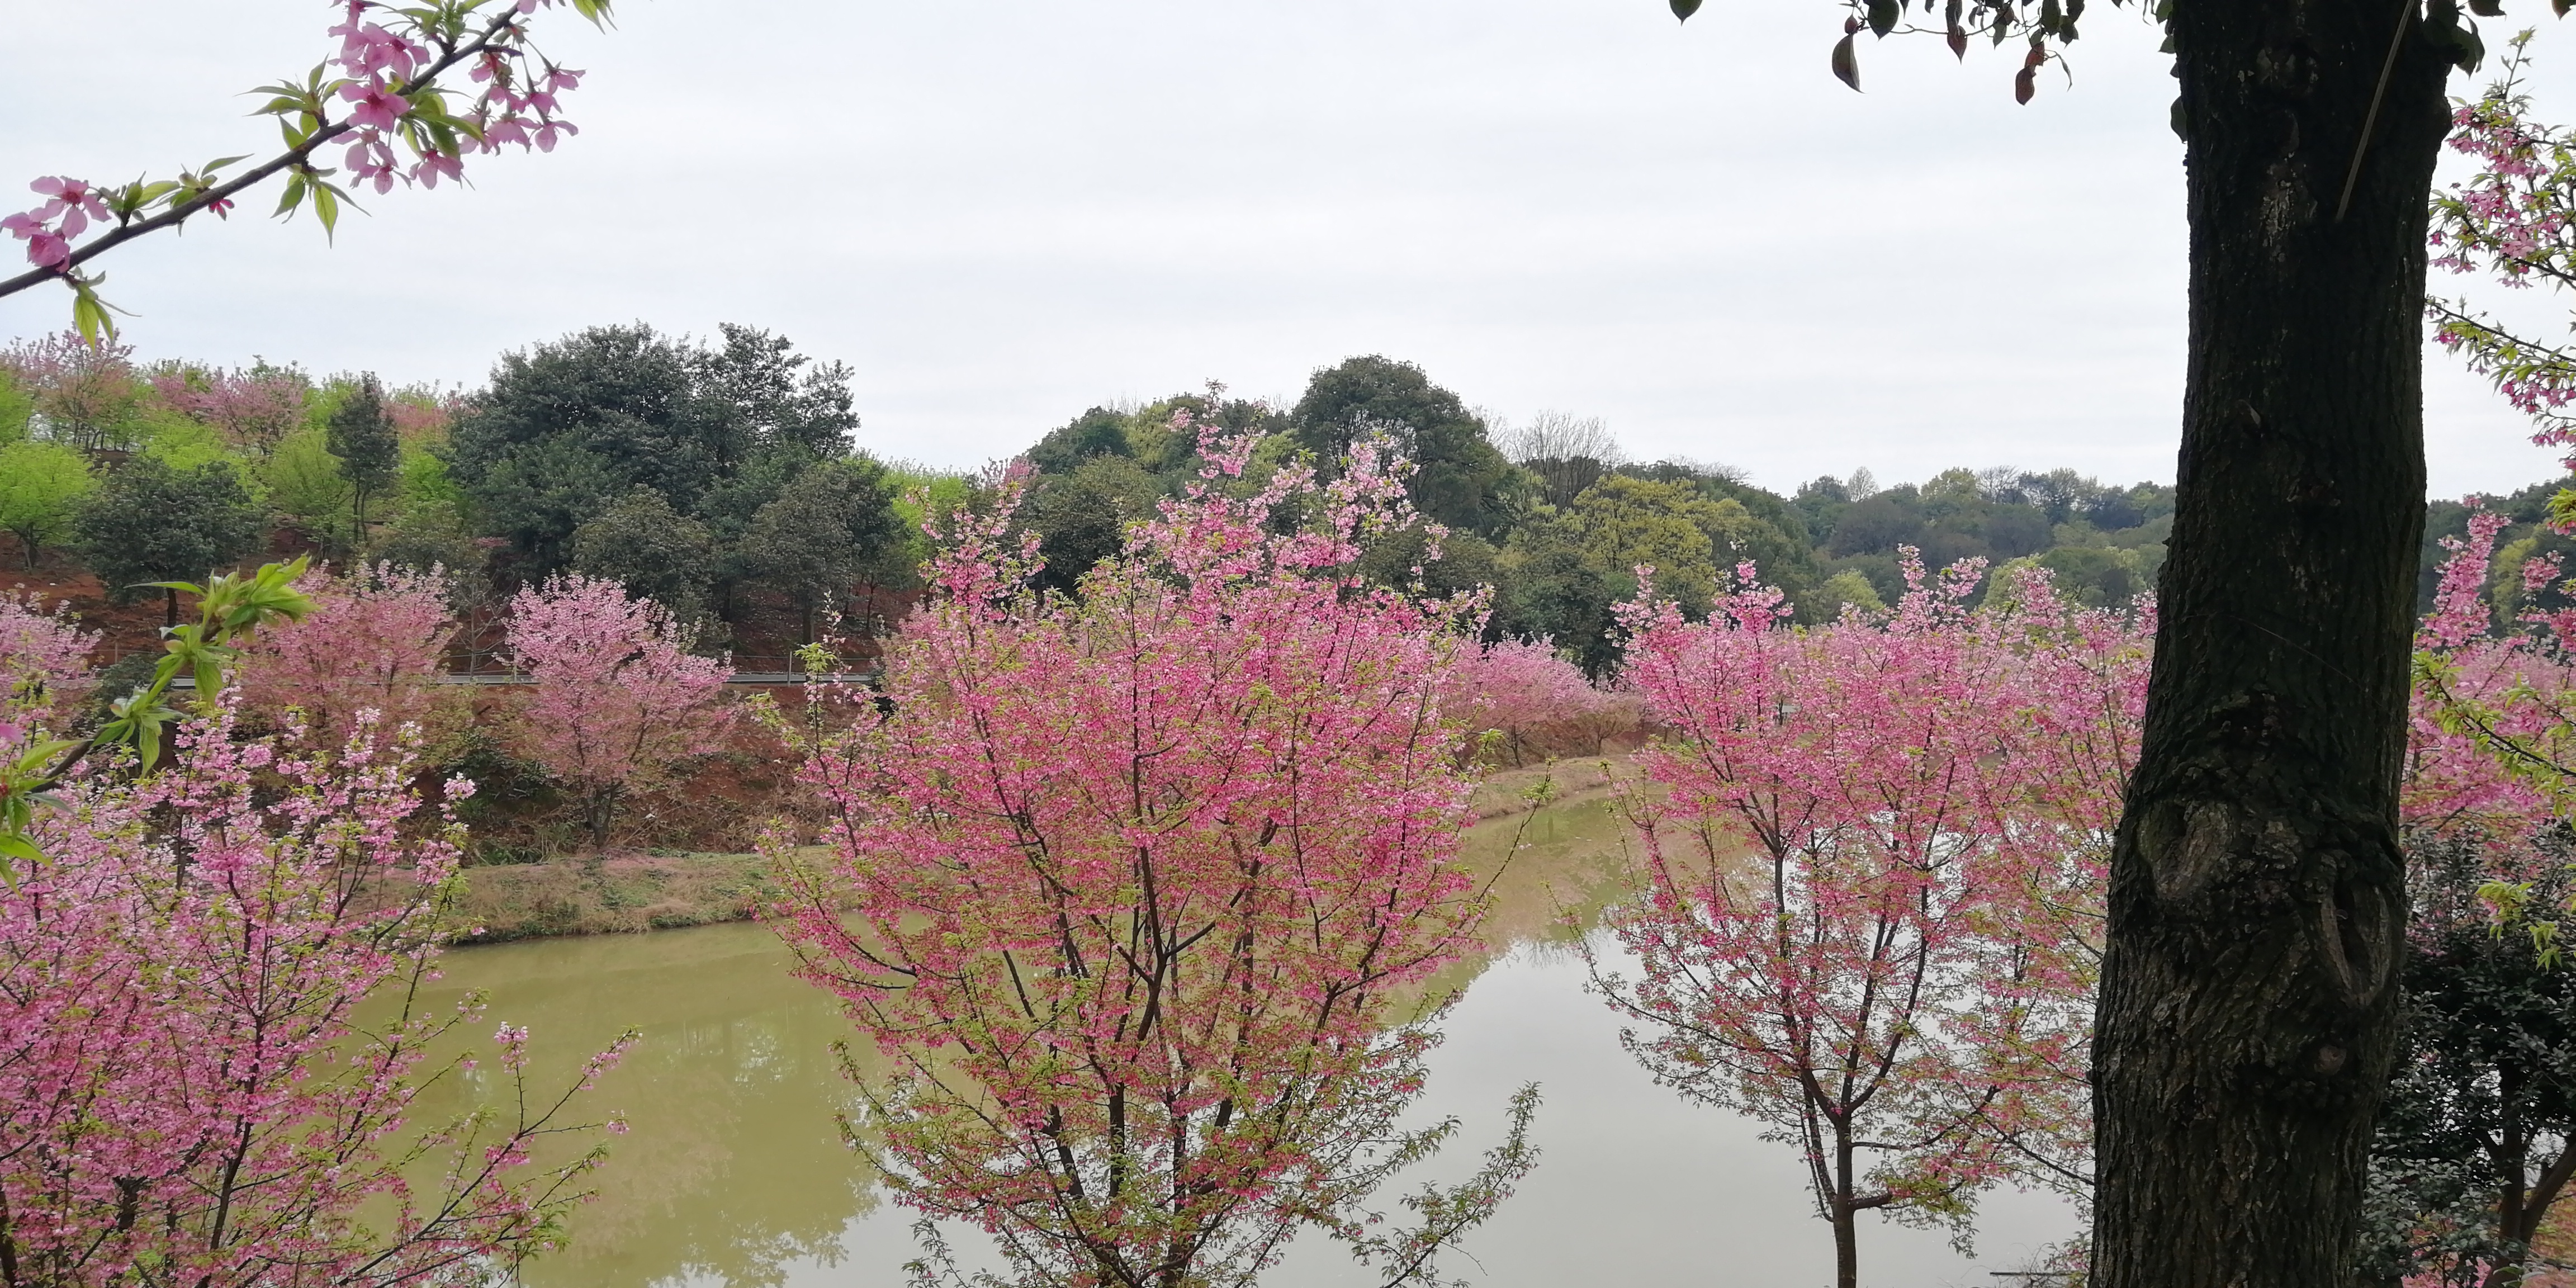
312,184,341,240
1831,32,1861,90
10,741,72,780
72,293,111,347
2469,0,2503,17
1866,0,1899,36
1669,0,1703,18
0,831,44,886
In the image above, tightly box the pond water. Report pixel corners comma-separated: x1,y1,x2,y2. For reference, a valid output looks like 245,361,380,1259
405,792,2080,1288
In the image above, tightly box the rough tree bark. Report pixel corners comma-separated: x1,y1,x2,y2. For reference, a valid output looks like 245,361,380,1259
2091,0,2459,1284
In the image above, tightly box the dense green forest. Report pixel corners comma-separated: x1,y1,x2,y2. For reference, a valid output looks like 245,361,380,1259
0,325,2551,667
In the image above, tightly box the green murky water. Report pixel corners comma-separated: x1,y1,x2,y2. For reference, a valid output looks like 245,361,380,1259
404,794,2077,1287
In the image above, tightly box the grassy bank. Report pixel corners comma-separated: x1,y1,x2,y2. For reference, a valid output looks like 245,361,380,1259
436,756,1645,945
442,850,804,944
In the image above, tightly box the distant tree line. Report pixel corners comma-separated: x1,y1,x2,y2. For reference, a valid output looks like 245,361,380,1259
1008,353,2188,674
0,324,935,652
1,329,2553,666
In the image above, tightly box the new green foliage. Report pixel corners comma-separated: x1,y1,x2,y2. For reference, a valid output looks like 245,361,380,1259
266,428,355,549
0,441,94,569
0,372,32,443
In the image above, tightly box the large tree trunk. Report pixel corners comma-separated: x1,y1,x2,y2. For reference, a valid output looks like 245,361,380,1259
2091,2,2457,1285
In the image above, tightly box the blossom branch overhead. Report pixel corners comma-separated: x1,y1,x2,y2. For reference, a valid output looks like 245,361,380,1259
0,0,609,343
2431,34,2576,496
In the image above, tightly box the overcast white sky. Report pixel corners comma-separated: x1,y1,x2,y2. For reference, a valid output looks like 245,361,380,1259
2,1,2569,498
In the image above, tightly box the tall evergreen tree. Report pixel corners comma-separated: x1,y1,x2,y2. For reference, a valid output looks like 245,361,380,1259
571,487,721,629
325,373,399,546
736,457,905,644
75,457,265,626
447,324,858,578
1290,356,1521,538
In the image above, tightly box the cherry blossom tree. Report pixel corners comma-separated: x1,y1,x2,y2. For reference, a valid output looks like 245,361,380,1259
0,693,633,1286
774,425,1537,1288
0,590,93,737
1439,637,1629,765
1648,0,2558,1273
150,364,309,454
0,332,144,451
2430,38,2576,491
503,573,731,849
1595,553,2147,1288
234,561,466,751
0,1,611,340
2350,508,2576,1286
1595,524,2568,1288
2404,508,2573,846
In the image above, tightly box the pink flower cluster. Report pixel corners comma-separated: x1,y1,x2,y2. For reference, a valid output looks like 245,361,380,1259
0,590,94,738
777,418,1501,1285
1598,552,2147,1258
2428,39,2576,452
149,364,309,451
234,562,468,750
1597,531,2564,1278
330,0,587,195
5,0,595,276
0,699,632,1284
503,573,732,847
1439,636,1639,764
2402,505,2576,875
0,177,106,271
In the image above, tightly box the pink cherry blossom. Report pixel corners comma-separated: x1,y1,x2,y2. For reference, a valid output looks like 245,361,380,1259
776,415,1524,1286
2428,37,2576,460
338,81,412,131
503,573,733,848
5,0,604,332
0,590,94,728
233,561,468,751
0,212,68,270
1595,552,2141,1285
29,176,107,239
1441,636,1636,764
411,149,463,188
149,363,306,451
0,699,632,1285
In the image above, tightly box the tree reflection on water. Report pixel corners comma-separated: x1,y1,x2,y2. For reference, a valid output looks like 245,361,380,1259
400,782,1644,1287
